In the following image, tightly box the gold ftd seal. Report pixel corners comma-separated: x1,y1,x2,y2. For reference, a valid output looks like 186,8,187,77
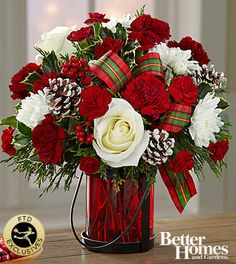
3,214,45,256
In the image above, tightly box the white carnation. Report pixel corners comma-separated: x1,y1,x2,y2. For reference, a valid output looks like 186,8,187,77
16,89,50,129
150,43,201,75
189,93,224,147
102,14,134,33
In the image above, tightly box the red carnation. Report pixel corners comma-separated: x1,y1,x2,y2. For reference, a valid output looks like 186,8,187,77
170,149,194,173
169,76,198,106
9,83,30,100
79,85,112,120
84,12,110,24
9,63,42,99
67,26,93,42
129,14,171,50
94,37,124,59
208,140,229,163
32,114,66,164
122,73,170,120
168,36,210,65
1,126,16,156
33,72,60,93
80,156,100,175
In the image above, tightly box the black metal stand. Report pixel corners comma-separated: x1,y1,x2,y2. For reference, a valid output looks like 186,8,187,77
81,232,155,254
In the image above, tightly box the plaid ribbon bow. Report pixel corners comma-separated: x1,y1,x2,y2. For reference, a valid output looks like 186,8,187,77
90,50,164,93
91,50,196,213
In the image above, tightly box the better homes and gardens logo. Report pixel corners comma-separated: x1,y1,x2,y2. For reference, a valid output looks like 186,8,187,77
160,232,229,260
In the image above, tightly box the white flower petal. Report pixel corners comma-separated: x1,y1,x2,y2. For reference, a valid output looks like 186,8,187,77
16,89,50,129
189,93,223,147
106,131,150,167
93,98,148,167
34,25,77,61
150,43,201,75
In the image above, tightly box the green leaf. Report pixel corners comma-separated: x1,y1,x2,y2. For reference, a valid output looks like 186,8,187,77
100,27,113,38
93,22,101,37
218,97,230,110
69,118,81,131
115,23,127,42
135,5,146,17
42,51,60,73
24,71,41,85
198,83,212,99
14,134,31,146
78,39,90,50
17,122,32,136
15,103,21,112
0,116,17,128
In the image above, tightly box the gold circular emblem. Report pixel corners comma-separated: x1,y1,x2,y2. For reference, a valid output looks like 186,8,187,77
3,214,45,256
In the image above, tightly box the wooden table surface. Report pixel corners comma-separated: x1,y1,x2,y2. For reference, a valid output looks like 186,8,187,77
21,214,236,264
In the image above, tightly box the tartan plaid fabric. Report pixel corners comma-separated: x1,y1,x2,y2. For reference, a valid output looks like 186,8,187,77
90,50,164,93
90,50,132,93
162,104,192,133
132,52,165,79
159,162,197,213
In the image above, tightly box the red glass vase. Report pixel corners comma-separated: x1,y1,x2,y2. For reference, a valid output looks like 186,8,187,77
81,174,155,253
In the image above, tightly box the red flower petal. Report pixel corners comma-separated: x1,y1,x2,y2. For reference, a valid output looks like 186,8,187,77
80,156,100,175
1,126,16,156
32,114,66,164
79,86,112,120
169,76,198,106
84,12,110,24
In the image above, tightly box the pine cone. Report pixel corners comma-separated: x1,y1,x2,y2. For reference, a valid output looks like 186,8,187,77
142,129,175,166
47,78,82,118
195,64,227,89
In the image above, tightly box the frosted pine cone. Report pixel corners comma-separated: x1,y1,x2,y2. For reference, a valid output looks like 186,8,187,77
47,78,82,118
142,129,175,166
195,64,227,89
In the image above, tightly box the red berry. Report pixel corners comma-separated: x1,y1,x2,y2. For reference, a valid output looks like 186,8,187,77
72,62,79,69
68,70,76,78
1,252,10,262
0,245,9,253
86,136,93,143
80,58,87,64
77,72,85,78
76,125,83,132
85,120,92,127
71,56,77,62
62,68,68,75
78,131,85,137
83,65,90,72
78,63,83,69
78,137,85,143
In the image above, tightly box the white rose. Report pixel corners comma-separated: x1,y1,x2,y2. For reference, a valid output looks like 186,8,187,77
34,26,77,62
93,98,150,167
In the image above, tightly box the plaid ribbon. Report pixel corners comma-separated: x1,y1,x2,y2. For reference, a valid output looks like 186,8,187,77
90,50,164,93
161,104,192,133
159,162,197,213
132,52,164,78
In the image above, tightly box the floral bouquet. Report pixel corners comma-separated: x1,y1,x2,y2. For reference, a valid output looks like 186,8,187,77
0,7,231,253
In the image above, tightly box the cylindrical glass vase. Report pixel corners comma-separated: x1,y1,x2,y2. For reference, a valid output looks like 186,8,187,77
81,174,155,253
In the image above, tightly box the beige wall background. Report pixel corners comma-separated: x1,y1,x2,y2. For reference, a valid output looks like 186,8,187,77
0,0,235,231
